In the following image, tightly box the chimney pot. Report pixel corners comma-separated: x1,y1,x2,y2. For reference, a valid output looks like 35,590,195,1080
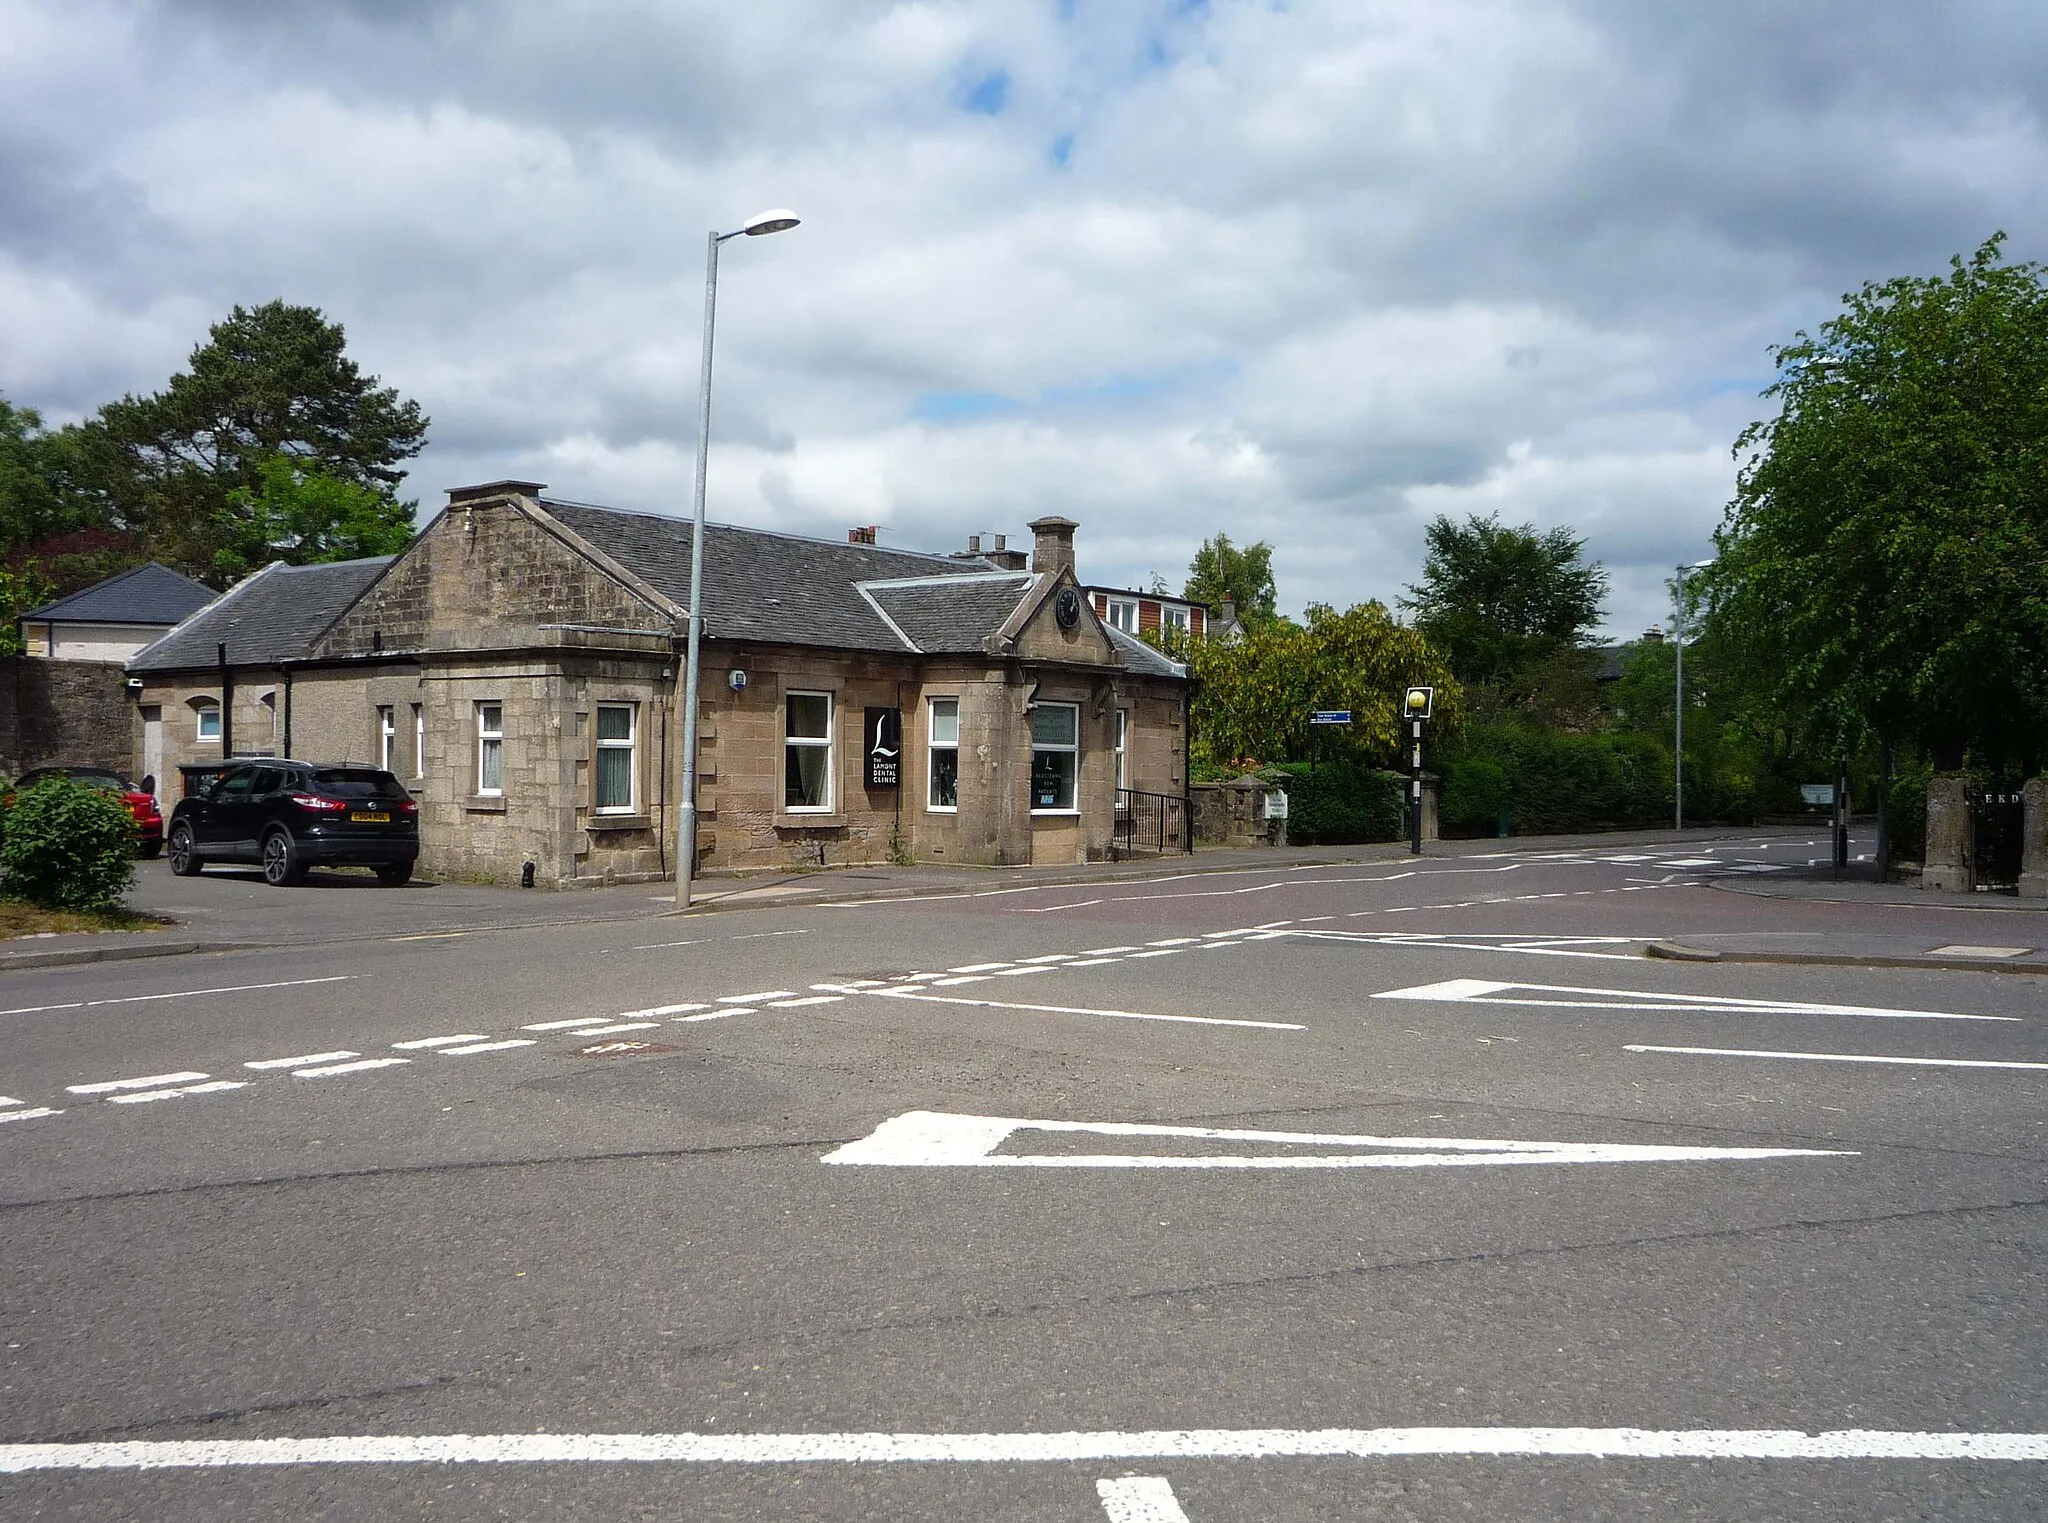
1026,515,1079,577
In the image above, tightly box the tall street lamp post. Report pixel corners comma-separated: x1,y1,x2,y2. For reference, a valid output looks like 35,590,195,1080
1673,559,1713,833
677,208,801,910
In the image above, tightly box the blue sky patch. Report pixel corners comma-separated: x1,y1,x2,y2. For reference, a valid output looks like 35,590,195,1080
963,70,1009,116
912,391,1020,423
1050,132,1075,168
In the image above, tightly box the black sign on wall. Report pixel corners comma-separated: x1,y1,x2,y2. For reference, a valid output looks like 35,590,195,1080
864,706,902,789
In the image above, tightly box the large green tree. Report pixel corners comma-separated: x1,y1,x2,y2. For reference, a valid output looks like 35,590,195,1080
1185,600,1459,769
1703,235,2048,770
1399,512,1607,700
83,301,428,584
1184,532,1278,627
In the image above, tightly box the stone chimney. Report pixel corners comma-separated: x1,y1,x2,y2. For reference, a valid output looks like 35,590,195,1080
849,525,879,545
1027,515,1078,577
986,533,1027,571
448,480,547,505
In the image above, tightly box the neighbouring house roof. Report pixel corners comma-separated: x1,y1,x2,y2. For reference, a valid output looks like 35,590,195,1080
1104,624,1187,679
1081,584,1202,609
127,558,395,674
542,500,1032,655
23,562,216,627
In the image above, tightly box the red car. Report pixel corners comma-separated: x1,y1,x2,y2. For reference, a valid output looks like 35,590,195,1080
10,766,165,858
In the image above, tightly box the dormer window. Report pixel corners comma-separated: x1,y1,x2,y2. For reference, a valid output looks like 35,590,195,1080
1106,598,1138,633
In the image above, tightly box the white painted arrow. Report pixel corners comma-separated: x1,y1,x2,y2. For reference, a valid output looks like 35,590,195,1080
820,1111,1850,1170
1370,978,2015,1022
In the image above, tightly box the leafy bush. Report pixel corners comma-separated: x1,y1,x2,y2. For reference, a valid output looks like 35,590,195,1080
1270,761,1406,843
2,777,136,911
1439,725,1671,834
1884,761,1932,864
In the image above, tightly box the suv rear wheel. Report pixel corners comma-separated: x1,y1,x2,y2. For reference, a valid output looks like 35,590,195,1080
168,823,203,877
374,860,414,887
261,828,306,887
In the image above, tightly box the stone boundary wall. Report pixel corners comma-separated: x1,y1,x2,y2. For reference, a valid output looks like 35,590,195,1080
0,656,134,779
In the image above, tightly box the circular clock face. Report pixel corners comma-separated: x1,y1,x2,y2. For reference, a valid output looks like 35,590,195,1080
1054,587,1082,629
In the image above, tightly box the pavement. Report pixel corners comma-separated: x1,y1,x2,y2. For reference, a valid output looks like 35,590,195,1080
0,824,2043,1518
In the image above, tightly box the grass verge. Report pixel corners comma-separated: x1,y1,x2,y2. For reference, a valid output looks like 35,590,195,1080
0,901,168,939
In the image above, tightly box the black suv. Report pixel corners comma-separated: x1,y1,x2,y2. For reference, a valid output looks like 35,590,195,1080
167,761,419,886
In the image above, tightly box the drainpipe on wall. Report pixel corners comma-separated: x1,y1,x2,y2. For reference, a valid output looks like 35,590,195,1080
281,668,293,759
1181,679,1194,854
218,642,234,759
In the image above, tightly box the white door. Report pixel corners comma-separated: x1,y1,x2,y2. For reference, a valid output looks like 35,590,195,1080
141,707,163,811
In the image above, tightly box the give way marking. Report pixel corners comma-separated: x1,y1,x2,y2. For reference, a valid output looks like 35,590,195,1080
1371,978,2016,1022
820,1111,1849,1170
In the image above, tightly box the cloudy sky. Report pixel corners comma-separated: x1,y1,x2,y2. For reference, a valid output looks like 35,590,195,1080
4,1,2043,636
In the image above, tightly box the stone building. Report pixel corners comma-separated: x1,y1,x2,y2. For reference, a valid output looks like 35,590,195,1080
127,481,1189,886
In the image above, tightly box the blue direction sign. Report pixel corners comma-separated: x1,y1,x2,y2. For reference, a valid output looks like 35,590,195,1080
1310,710,1352,725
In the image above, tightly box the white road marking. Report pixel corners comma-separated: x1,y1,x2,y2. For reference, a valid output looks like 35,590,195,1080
0,1107,62,1124
243,1051,358,1071
1098,1475,1192,1522
67,1071,208,1095
1082,946,1141,955
1371,979,2016,1022
1065,958,1121,967
933,975,993,986
871,990,1304,1031
1628,1044,2048,1072
296,1057,411,1078
524,1018,615,1031
1927,945,2032,959
391,1035,488,1049
0,1095,19,1106
1147,938,1200,946
619,1002,711,1018
767,995,844,1008
108,1080,246,1105
1019,953,1075,963
994,965,1057,976
823,1111,1850,1170
950,962,1014,973
573,1022,662,1037
675,1008,748,1022
10,1426,2029,1470
1128,949,1182,959
439,1039,536,1055
0,975,353,1018
722,990,797,1004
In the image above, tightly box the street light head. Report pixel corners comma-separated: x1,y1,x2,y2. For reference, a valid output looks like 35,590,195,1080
741,209,801,237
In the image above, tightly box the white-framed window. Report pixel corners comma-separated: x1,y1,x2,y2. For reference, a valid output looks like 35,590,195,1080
476,702,504,796
195,701,222,743
1162,605,1190,636
928,697,959,811
412,704,424,778
784,691,834,811
1114,708,1128,791
377,706,396,772
1106,597,1138,633
595,703,637,813
1029,702,1079,813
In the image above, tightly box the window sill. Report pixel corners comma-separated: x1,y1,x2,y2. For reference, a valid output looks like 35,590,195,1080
775,811,846,830
464,795,506,814
926,805,958,815
586,812,651,831
1030,808,1081,818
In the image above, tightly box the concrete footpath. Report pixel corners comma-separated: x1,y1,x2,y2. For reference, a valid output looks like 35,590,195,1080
1,822,2041,973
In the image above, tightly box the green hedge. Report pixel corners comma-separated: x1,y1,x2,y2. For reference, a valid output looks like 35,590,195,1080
1439,727,1671,835
1270,762,1406,844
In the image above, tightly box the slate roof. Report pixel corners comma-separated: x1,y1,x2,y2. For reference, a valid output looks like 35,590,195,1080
861,573,1039,653
1104,623,1188,679
24,562,215,627
127,558,395,674
542,500,1029,654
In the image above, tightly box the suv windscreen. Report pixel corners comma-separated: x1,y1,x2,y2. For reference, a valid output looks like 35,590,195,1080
311,768,408,800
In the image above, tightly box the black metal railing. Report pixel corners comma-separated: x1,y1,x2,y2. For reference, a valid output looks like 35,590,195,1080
1113,788,1191,859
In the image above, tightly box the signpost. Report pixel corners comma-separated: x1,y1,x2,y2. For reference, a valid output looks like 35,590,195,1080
1310,710,1352,726
864,707,901,790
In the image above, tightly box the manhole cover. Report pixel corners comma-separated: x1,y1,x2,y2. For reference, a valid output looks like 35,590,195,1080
574,1040,676,1057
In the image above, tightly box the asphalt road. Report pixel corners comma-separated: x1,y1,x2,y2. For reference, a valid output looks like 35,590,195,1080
1,832,2044,1520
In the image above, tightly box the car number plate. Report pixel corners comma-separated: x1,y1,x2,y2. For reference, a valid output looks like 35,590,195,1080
351,810,391,823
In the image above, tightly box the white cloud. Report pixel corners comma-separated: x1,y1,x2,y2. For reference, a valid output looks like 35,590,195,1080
1,0,2042,641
